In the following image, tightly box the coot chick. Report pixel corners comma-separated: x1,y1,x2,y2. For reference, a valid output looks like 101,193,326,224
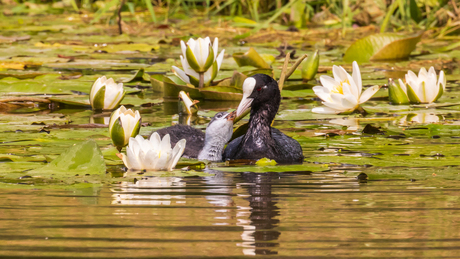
154,111,235,161
222,74,303,164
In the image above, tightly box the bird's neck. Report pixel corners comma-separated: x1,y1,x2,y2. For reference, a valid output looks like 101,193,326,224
198,133,228,161
244,103,278,145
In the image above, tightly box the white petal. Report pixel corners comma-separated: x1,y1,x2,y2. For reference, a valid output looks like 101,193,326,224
332,65,349,83
180,56,201,79
352,61,362,96
172,66,191,84
90,76,104,102
155,150,170,170
126,141,142,169
119,153,130,169
313,86,332,102
359,85,380,104
149,132,161,150
160,134,172,152
418,67,428,79
212,37,219,60
341,94,359,109
167,139,186,171
319,75,339,91
312,106,343,114
341,82,353,97
194,37,210,68
180,40,187,57
345,73,359,99
203,68,213,85
438,70,446,90
323,100,348,111
424,71,438,103
143,149,158,170
186,38,196,50
398,79,407,94
215,50,225,70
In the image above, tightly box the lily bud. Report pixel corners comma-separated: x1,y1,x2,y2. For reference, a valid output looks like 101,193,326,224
178,91,199,115
90,76,126,110
301,50,320,81
109,106,141,150
388,78,410,105
172,37,225,88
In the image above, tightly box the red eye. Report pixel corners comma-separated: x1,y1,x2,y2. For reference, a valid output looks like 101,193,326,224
256,87,262,92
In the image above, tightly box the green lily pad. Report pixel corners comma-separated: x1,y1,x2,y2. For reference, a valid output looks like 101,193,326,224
29,140,106,179
233,47,271,69
343,32,423,62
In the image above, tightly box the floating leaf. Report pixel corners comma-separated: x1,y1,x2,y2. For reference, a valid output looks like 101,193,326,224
199,90,243,101
123,68,150,83
233,47,271,69
30,140,106,177
343,33,422,62
255,158,277,166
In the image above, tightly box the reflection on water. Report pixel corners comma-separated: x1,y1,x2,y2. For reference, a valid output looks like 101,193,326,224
238,173,280,256
111,176,186,205
2,169,460,257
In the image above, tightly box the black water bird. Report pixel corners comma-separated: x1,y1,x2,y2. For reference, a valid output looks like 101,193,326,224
154,111,235,161
222,74,304,164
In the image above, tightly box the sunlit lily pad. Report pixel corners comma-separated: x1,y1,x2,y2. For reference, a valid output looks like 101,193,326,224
343,32,423,62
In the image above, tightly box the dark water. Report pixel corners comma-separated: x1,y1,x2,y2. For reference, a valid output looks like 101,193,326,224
2,169,460,258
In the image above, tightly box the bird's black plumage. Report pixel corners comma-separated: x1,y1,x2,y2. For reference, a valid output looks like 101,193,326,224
155,124,204,158
222,74,303,164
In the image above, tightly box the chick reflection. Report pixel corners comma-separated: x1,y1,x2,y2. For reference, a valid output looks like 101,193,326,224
111,176,186,205
203,170,235,207
237,172,280,256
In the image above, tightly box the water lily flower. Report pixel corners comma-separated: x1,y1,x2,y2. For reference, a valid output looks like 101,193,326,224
172,37,225,88
109,105,141,150
90,76,126,110
389,67,446,104
117,134,186,171
312,61,380,114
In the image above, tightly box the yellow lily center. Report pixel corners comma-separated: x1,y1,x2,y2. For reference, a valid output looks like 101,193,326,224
331,79,350,95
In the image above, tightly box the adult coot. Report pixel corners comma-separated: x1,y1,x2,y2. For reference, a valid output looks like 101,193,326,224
222,74,303,164
154,111,235,161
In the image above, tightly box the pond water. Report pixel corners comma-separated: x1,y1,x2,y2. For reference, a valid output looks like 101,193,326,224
2,14,460,258
3,171,460,257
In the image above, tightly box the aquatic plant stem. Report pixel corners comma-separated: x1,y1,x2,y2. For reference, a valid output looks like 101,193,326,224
356,106,367,116
278,53,290,91
117,0,125,35
199,73,204,88
286,54,308,80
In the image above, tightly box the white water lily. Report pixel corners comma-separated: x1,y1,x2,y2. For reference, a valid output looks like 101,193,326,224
109,105,141,150
90,76,126,110
312,61,380,114
172,37,225,88
389,67,446,104
117,134,186,171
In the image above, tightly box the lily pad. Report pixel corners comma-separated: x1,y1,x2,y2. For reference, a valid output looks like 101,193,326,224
343,32,423,62
29,140,106,178
233,47,271,69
